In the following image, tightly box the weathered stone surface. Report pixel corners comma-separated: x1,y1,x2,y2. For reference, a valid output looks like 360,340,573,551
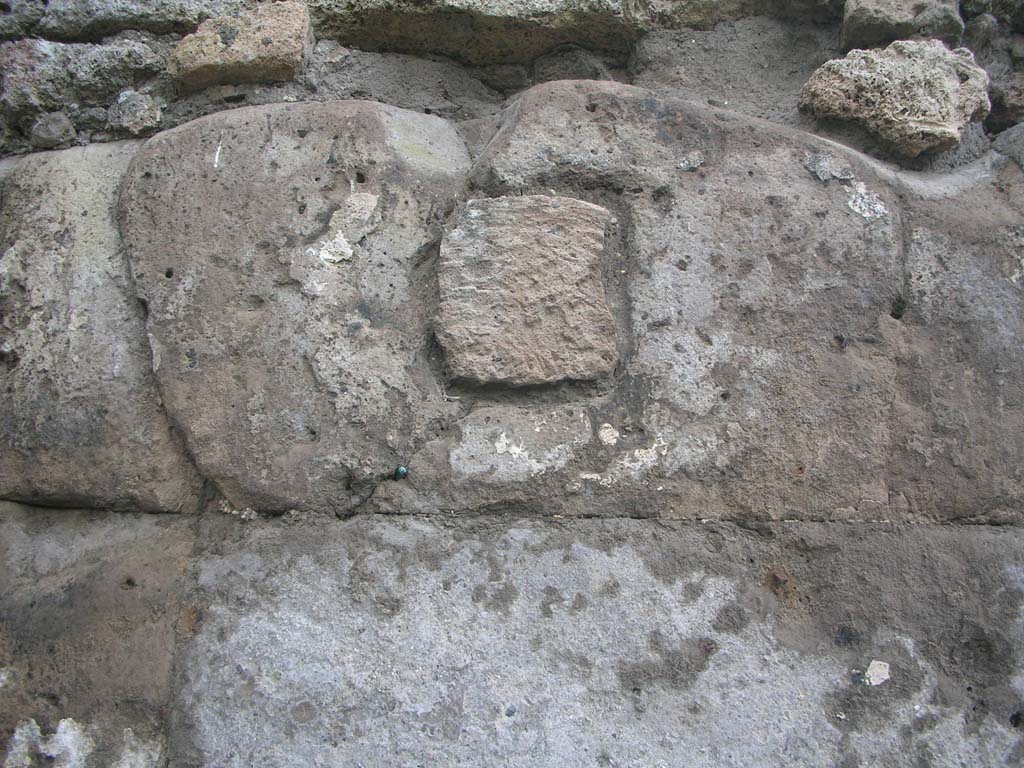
167,514,1024,766
437,195,618,386
642,0,842,29
33,0,243,40
799,40,990,157
307,0,844,65
308,0,647,65
630,18,841,128
0,502,195,767
27,111,75,149
305,41,503,119
841,0,964,50
0,36,167,132
0,0,46,41
386,78,1024,524
118,101,470,515
106,89,161,135
0,142,202,512
994,121,1024,166
991,72,1024,132
1,36,504,158
168,1,314,92
890,186,1024,521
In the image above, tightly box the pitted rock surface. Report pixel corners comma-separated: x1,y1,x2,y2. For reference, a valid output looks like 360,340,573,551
437,195,618,386
118,100,470,515
841,0,964,50
168,1,314,92
799,40,990,157
2,2,1024,765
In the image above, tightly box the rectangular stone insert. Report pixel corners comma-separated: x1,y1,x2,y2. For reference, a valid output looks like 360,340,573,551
437,194,618,386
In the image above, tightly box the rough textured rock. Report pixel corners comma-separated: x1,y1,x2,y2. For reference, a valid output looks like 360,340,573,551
437,195,618,386
378,78,1024,523
642,0,843,29
630,18,841,128
306,0,844,65
167,514,1024,766
106,89,161,135
1,36,505,158
0,142,202,512
841,0,964,50
0,36,167,134
800,40,990,157
307,0,647,64
994,121,1024,166
168,1,314,92
991,72,1024,132
3,3,1024,763
0,503,195,767
118,101,469,515
0,0,46,41
27,111,75,149
33,0,243,40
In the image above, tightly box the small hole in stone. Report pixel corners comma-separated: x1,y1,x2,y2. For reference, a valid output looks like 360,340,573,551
424,107,433,115
890,295,907,320
356,171,367,184
720,391,730,401
223,93,247,104
122,576,137,589
165,268,174,279
1011,711,1023,729
0,3,11,13
586,103,597,113
298,203,307,214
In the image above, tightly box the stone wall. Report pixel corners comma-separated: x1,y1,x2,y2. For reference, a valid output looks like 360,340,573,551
2,1,1024,766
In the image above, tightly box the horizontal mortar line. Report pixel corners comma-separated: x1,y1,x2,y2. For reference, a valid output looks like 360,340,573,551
2,496,1022,530
356,508,1024,530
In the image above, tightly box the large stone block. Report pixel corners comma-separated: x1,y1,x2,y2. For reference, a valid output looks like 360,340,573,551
168,1,314,92
382,78,1024,524
0,142,202,512
167,514,1024,766
841,0,964,50
799,40,990,157
307,0,646,65
0,502,195,767
118,101,470,515
437,195,618,386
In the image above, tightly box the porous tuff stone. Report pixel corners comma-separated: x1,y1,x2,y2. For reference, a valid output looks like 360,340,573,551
994,121,1024,166
799,40,990,157
118,101,470,516
28,110,75,148
841,0,964,50
307,0,846,66
106,89,161,134
0,503,195,766
166,513,1024,766
33,0,243,40
437,195,618,386
307,0,648,65
0,142,202,512
168,1,314,92
0,37,166,127
374,79,1024,523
